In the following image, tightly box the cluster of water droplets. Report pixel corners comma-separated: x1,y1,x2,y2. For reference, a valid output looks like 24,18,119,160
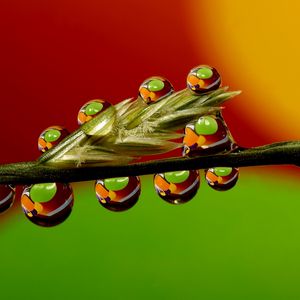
0,65,239,226
152,65,239,204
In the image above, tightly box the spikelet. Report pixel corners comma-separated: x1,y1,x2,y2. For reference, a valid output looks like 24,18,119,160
38,86,240,167
39,65,240,167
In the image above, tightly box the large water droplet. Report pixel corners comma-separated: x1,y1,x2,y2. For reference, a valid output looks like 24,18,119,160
183,114,237,156
21,183,74,227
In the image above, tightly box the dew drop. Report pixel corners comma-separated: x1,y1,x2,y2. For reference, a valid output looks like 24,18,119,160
205,167,239,191
38,126,69,153
187,65,221,94
95,176,141,212
154,170,200,204
139,76,174,104
21,183,74,227
77,99,112,125
183,114,237,156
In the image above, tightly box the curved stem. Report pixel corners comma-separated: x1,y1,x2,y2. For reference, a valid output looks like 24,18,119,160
0,141,299,185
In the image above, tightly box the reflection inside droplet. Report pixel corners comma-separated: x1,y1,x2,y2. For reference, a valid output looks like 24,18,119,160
183,114,237,156
139,76,174,104
21,183,74,227
95,176,141,212
154,170,200,204
205,167,239,191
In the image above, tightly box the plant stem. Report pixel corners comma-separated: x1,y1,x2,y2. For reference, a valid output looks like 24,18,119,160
0,141,299,185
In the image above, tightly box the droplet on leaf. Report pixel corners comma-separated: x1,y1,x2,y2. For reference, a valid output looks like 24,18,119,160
139,76,174,104
77,99,112,125
38,126,69,153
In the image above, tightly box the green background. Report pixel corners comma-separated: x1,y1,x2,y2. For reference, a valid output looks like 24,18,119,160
1,169,300,300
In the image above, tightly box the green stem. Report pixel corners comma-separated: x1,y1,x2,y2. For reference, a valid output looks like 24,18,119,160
0,141,299,185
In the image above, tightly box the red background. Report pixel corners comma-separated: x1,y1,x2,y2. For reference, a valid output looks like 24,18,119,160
0,0,203,163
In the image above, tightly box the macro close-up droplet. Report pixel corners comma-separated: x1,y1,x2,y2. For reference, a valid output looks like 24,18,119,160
77,99,112,125
38,126,70,153
187,65,221,94
154,170,200,204
139,76,174,104
205,167,239,191
0,185,16,214
21,182,74,227
95,176,141,212
183,114,237,156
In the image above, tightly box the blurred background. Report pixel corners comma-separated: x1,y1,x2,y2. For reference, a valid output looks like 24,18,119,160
1,0,300,299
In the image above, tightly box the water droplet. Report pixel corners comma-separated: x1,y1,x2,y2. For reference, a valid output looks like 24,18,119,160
77,99,112,125
154,170,200,205
205,167,239,191
21,183,74,227
139,76,174,104
187,65,221,94
0,185,15,214
183,114,237,156
95,176,141,211
38,126,69,153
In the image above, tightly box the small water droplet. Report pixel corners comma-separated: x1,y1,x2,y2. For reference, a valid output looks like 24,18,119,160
187,65,221,94
95,176,141,212
205,167,239,191
38,126,69,153
77,99,112,125
139,76,174,104
154,170,200,204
